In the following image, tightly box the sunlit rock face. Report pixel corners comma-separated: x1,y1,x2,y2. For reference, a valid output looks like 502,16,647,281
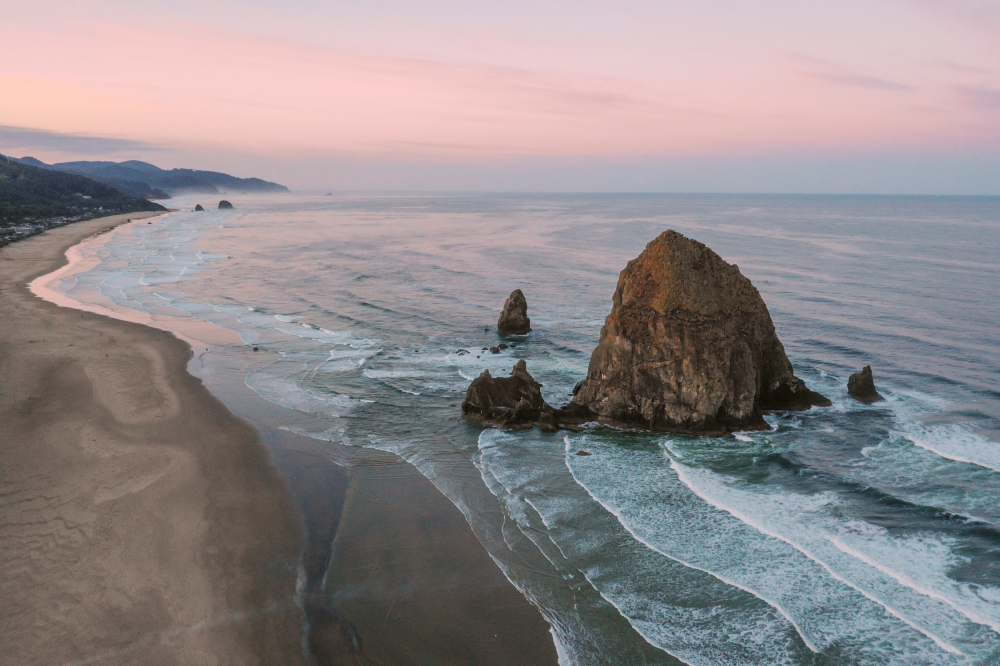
571,230,830,434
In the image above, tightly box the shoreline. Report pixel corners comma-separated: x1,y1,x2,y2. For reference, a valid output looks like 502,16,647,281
29,212,242,351
9,208,561,665
0,213,306,664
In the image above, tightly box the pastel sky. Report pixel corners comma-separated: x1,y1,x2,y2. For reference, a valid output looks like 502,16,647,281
2,0,999,193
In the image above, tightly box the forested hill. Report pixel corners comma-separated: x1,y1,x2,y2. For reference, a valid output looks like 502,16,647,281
0,155,166,229
16,157,290,196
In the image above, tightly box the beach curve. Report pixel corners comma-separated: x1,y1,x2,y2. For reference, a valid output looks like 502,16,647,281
0,213,307,665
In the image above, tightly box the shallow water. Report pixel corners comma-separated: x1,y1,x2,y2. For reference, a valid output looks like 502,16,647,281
60,193,1000,664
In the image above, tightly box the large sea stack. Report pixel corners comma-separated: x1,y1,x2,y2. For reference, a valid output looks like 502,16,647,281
218,200,234,209
498,289,531,335
571,230,830,434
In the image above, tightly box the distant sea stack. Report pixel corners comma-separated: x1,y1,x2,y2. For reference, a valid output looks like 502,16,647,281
194,204,204,211
498,289,531,335
218,200,234,209
570,230,830,434
848,365,885,403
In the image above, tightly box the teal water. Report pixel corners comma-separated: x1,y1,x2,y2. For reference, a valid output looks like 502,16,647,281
61,193,1000,664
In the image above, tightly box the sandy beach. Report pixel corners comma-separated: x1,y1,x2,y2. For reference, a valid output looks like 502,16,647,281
1,212,560,665
0,213,306,665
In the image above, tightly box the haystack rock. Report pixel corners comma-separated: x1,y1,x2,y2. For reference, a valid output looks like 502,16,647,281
497,289,531,335
218,200,234,209
194,204,204,211
462,360,557,429
571,230,830,434
848,365,884,403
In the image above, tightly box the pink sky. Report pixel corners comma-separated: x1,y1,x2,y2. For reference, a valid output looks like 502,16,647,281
2,0,998,192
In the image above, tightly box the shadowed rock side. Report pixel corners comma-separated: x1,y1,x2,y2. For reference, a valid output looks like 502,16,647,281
462,360,569,431
497,289,531,335
848,365,885,403
218,200,234,209
571,230,830,434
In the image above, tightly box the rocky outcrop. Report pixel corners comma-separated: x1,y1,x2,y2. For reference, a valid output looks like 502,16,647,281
498,289,531,335
462,360,567,430
848,365,884,403
194,204,204,211
218,200,234,209
570,230,830,434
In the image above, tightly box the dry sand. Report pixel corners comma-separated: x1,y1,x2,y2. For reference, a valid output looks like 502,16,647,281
0,214,306,665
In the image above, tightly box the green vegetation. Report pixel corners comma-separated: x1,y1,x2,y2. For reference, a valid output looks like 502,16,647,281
0,155,166,243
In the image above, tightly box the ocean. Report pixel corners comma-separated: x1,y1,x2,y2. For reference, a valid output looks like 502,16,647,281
55,193,1000,665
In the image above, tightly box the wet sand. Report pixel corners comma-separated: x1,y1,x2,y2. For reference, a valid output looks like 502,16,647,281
1,212,560,665
0,214,306,665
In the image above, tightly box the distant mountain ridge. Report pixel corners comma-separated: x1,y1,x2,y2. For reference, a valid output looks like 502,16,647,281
13,157,290,198
0,154,166,240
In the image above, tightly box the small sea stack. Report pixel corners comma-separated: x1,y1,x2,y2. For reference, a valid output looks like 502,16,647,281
571,230,830,434
218,200,234,209
462,360,560,430
848,365,885,403
498,289,531,335
194,204,204,211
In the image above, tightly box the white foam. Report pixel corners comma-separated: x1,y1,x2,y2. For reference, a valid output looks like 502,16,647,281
245,372,354,417
561,432,995,661
888,391,1000,473
668,458,965,656
363,369,436,379
474,429,815,666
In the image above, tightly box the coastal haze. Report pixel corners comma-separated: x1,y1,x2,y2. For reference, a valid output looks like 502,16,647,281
33,193,1000,663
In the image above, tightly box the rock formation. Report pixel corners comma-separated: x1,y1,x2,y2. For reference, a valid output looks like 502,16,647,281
570,230,830,434
218,200,234,209
194,204,204,211
497,289,531,335
848,365,884,403
462,360,562,430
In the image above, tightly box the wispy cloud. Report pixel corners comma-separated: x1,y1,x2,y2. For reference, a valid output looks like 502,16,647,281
799,71,913,91
940,61,992,75
956,85,1000,109
0,125,160,156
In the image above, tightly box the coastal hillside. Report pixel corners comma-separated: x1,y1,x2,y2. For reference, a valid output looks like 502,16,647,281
0,155,166,243
16,157,290,196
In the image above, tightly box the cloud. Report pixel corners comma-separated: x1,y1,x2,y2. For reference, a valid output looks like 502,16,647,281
940,61,992,75
0,125,161,156
956,85,1000,109
799,71,912,91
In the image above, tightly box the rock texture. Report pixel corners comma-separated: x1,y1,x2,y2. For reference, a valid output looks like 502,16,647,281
194,204,205,211
462,360,564,430
218,200,234,209
497,289,531,335
571,230,830,434
848,365,884,403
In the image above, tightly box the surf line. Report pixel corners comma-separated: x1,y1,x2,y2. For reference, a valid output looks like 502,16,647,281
562,436,822,655
666,454,965,657
478,434,699,666
827,535,1000,636
906,433,1000,474
477,431,697,665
